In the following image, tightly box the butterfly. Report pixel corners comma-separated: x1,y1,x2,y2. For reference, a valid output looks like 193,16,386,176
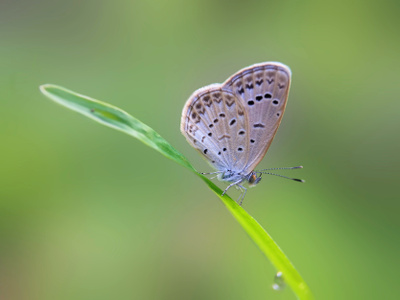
180,62,303,204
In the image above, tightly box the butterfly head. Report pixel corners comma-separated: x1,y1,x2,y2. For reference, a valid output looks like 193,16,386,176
247,172,262,187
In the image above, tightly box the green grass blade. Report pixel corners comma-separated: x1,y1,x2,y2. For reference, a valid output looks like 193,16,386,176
39,84,194,172
40,84,313,299
199,177,314,299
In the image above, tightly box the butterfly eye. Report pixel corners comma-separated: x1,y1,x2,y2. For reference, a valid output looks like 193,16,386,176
248,174,257,184
248,174,261,185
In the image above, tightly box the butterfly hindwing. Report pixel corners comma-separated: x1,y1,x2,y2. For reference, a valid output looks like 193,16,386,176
181,86,249,171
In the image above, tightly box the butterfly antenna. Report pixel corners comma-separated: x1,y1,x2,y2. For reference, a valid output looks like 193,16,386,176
256,171,305,183
257,166,303,171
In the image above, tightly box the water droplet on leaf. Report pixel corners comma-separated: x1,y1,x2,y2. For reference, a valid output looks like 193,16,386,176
272,271,286,291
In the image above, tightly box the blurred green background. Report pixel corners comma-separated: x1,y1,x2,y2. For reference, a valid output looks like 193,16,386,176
1,0,399,299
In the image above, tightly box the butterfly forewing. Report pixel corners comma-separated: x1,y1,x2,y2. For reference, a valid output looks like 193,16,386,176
223,63,291,173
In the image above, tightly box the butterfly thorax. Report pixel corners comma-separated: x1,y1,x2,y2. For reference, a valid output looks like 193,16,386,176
218,170,262,186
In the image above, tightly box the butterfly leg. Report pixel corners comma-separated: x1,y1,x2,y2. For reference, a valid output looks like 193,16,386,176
221,179,243,197
237,184,247,206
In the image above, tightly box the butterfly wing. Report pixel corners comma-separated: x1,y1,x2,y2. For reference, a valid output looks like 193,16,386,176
180,84,250,172
222,62,292,173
